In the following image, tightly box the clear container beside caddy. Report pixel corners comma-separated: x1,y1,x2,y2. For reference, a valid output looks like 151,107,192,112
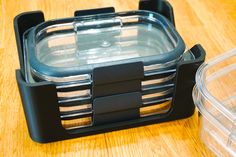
193,49,236,156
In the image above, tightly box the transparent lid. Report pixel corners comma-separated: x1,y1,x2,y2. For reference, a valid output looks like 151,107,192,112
193,48,236,147
25,10,185,80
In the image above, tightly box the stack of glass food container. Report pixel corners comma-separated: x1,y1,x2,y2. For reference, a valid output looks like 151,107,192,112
23,10,187,129
193,49,236,156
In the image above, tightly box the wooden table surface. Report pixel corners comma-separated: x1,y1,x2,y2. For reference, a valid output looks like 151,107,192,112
0,0,235,156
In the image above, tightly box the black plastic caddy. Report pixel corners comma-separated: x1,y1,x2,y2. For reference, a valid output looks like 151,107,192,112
14,0,206,143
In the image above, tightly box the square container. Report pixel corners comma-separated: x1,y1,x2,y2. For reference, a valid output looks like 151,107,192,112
193,48,236,156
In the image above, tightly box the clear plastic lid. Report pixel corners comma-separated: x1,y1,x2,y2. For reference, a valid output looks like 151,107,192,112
37,20,174,67
24,10,185,81
193,48,236,154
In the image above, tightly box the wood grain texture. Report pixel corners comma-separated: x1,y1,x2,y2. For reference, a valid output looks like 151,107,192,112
0,0,236,156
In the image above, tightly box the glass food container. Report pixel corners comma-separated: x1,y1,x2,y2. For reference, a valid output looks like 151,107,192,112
24,11,185,84
193,48,236,156
23,10,188,104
